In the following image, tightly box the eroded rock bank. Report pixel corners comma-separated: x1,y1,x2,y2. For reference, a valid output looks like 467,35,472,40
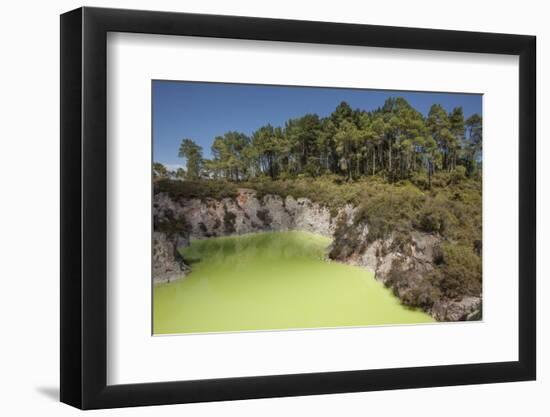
153,188,481,321
152,232,190,284
154,188,355,239
328,222,481,321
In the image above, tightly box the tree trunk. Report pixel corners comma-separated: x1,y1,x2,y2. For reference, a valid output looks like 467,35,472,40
428,159,432,189
388,138,392,173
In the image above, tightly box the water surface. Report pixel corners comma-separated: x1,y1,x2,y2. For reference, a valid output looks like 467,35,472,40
153,231,433,334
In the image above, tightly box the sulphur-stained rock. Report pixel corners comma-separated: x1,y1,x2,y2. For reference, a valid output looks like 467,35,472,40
261,194,292,231
152,232,190,284
292,197,333,237
410,232,440,262
376,252,401,284
354,232,439,281
360,241,380,275
153,189,349,240
431,296,482,321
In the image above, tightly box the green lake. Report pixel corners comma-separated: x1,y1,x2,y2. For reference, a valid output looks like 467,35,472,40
153,231,434,334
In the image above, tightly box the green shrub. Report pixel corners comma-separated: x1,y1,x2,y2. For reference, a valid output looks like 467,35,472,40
354,184,424,242
430,172,451,188
450,166,467,185
241,175,371,209
416,199,456,234
437,243,482,299
410,172,429,189
154,178,238,200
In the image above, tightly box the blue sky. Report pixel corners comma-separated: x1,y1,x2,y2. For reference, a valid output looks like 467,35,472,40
153,80,482,170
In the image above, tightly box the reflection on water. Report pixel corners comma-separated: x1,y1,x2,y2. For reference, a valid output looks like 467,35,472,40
183,232,327,269
153,231,433,334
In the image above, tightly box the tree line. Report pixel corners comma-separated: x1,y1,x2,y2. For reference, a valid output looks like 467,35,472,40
156,97,482,186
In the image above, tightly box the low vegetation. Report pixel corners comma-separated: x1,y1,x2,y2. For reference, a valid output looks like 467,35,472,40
155,178,238,200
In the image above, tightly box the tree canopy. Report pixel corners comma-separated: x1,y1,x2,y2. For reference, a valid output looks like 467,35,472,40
157,97,482,184
178,138,203,179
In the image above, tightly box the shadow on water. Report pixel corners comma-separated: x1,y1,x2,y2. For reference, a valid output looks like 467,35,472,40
183,255,202,265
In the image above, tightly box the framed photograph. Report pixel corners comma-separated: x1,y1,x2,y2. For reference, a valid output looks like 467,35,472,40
60,6,536,409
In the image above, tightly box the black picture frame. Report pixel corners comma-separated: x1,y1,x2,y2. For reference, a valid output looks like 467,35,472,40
60,6,536,410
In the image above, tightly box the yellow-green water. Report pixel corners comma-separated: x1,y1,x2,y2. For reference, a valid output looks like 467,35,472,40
153,231,433,334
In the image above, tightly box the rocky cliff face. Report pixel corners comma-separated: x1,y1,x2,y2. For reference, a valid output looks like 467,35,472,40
152,188,481,321
154,188,356,239
152,232,190,284
329,225,481,321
